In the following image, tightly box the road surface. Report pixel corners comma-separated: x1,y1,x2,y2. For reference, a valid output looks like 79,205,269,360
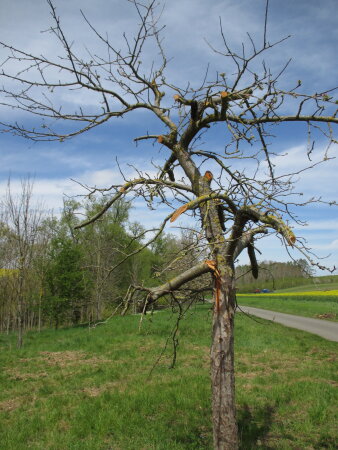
238,305,338,342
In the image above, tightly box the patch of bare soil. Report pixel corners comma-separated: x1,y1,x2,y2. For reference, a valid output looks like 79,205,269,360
327,353,337,362
308,347,337,362
38,350,111,367
81,386,103,397
57,419,71,432
239,352,301,370
236,350,337,384
0,397,22,412
180,344,209,367
81,381,128,397
6,351,113,381
276,376,338,388
315,312,336,320
6,370,48,381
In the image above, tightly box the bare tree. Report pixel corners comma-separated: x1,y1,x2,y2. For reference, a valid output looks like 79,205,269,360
0,1,337,447
0,179,43,347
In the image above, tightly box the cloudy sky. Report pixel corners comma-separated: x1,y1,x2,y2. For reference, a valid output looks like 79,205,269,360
0,0,337,273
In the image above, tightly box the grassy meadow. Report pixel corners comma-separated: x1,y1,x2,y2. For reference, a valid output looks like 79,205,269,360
1,304,337,449
237,274,338,294
275,283,338,293
237,293,338,321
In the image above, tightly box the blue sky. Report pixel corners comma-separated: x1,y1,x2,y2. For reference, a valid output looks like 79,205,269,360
0,0,337,273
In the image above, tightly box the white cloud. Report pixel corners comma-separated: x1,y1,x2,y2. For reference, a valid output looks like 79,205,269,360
294,219,338,233
258,142,338,199
312,239,338,251
79,169,123,188
0,176,78,215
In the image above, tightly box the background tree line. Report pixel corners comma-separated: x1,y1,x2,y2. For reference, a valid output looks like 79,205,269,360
0,180,203,345
236,259,315,293
0,179,318,344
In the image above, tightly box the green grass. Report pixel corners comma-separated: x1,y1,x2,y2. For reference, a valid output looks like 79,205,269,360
0,305,337,449
275,282,338,293
238,274,338,294
238,295,338,321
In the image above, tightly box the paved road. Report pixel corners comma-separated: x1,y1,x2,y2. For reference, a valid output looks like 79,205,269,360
238,305,338,342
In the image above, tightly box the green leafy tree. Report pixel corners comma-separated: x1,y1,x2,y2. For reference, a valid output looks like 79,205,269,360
0,179,43,347
45,236,88,328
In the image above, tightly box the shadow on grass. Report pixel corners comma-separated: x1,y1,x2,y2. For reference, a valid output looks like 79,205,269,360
315,435,338,449
238,403,275,449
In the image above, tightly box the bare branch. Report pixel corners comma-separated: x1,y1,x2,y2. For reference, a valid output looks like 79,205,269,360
75,177,193,229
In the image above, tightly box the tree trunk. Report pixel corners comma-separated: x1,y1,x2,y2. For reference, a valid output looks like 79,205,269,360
211,269,238,449
17,289,24,349
38,297,42,332
6,315,10,335
17,312,23,349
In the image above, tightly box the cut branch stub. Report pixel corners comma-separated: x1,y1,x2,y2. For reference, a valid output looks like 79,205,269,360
203,171,214,183
265,215,296,246
247,208,297,247
287,231,296,246
170,204,188,222
204,259,219,276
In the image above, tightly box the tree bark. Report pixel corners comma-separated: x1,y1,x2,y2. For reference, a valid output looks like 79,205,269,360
38,293,42,333
17,275,24,349
17,309,23,349
211,269,238,450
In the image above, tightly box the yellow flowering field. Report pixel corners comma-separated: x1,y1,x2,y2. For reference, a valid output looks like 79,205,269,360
0,268,17,277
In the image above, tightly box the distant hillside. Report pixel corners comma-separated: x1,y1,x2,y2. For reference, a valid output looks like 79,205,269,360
275,277,338,293
236,260,338,293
